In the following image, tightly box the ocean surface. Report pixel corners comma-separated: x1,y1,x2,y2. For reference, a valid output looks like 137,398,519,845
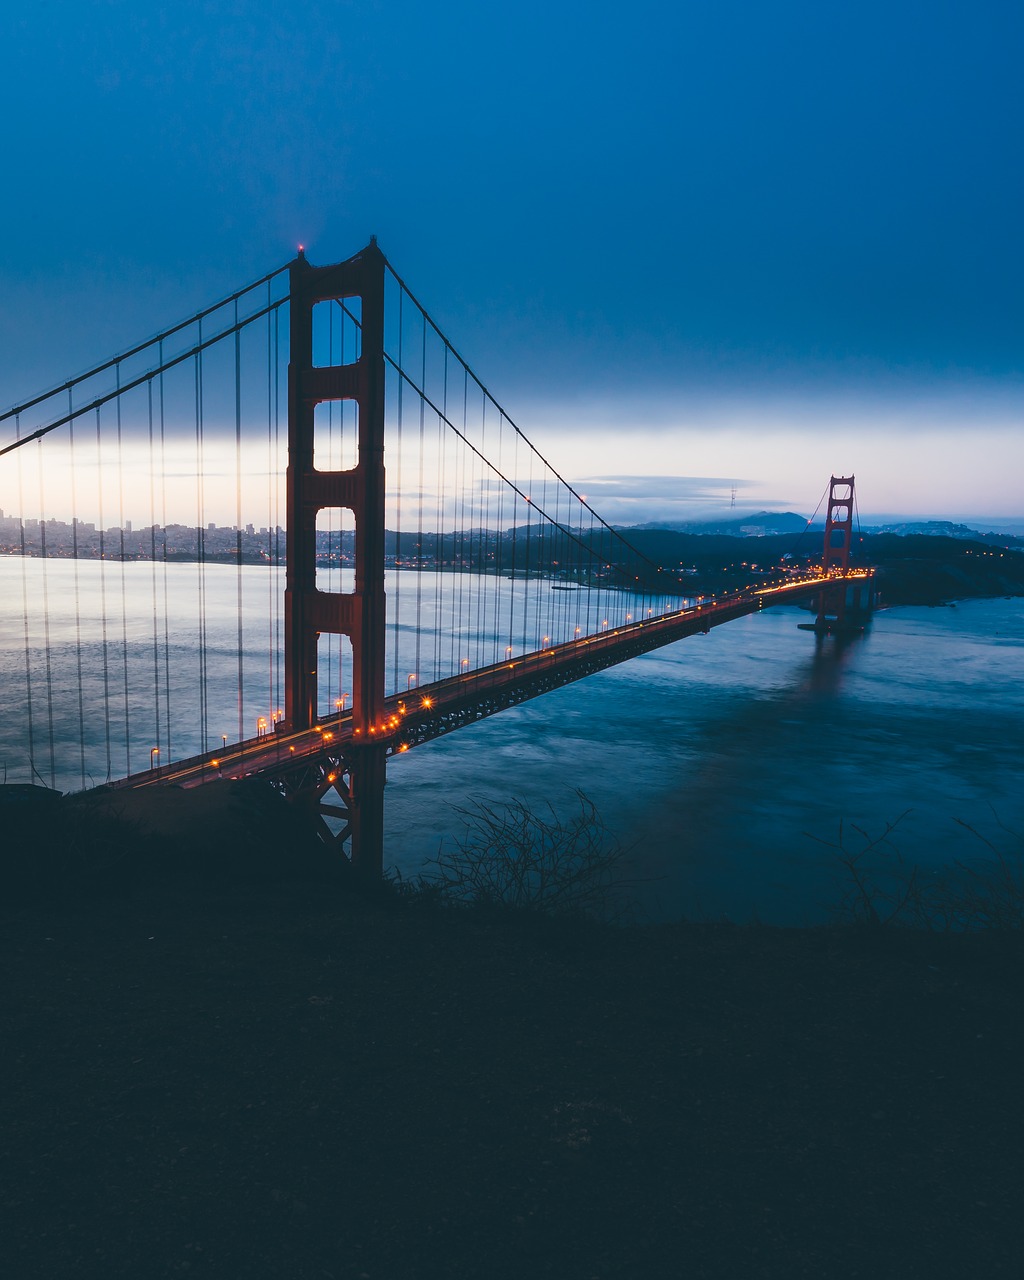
384,593,1024,925
2,558,1021,924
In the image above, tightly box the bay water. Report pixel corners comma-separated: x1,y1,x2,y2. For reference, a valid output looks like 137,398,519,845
384,594,1024,925
2,557,1020,924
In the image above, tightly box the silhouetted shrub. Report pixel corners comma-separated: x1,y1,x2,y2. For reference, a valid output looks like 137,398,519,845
421,791,639,921
815,810,1024,932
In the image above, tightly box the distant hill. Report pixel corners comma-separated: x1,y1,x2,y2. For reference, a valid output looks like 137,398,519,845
614,525,1024,606
864,520,1023,547
624,513,1023,549
622,511,812,536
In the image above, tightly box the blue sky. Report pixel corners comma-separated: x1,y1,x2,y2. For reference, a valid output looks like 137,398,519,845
1,1,1021,525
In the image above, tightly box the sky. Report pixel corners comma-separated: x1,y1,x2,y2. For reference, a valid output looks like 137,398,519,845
1,0,1021,528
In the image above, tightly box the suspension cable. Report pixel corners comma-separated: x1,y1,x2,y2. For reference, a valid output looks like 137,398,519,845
0,296,289,459
0,263,291,428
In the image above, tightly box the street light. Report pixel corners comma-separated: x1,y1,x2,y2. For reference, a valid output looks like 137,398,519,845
335,693,348,712
150,747,159,770
407,673,417,690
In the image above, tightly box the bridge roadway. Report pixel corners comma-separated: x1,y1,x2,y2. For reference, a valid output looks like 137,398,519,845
112,571,860,793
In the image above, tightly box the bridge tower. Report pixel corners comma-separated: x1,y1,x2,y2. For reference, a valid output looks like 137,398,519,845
813,474,873,631
284,239,388,878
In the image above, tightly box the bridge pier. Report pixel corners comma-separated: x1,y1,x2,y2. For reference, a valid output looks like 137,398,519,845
347,744,388,881
806,575,876,633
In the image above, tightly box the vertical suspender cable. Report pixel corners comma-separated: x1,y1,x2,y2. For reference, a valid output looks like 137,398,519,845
37,442,56,788
435,359,445,678
324,302,334,716
15,416,37,784
492,411,504,656
393,287,403,695
194,340,208,758
276,304,283,719
443,350,454,676
415,309,426,685
147,379,162,770
478,397,489,665
234,305,245,743
115,364,131,776
508,428,518,654
95,408,112,781
456,367,466,673
267,294,275,726
68,392,87,789
158,346,172,763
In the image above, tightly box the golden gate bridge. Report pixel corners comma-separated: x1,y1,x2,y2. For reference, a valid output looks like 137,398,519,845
0,240,874,878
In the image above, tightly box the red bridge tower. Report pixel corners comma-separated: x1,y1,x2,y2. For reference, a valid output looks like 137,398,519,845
282,240,388,879
812,475,875,632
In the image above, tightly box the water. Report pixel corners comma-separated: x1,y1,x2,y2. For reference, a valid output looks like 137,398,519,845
0,559,677,787
383,595,1024,925
2,557,1021,925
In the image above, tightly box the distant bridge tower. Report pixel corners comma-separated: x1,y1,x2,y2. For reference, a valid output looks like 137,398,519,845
813,474,874,631
283,239,388,879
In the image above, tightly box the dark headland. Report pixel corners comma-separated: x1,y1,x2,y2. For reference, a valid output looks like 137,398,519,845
3,779,1022,1279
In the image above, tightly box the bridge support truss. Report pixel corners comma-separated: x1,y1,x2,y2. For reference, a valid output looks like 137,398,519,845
280,240,388,879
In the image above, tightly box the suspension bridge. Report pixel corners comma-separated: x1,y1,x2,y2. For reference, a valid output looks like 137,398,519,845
0,240,874,878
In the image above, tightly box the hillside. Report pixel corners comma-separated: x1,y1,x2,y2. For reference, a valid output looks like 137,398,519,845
3,873,1022,1279
618,527,1024,605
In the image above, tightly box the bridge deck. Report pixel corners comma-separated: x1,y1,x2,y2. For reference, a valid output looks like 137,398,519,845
112,572,864,792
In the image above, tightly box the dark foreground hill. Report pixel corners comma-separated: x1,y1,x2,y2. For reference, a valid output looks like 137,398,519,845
3,861,1022,1279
